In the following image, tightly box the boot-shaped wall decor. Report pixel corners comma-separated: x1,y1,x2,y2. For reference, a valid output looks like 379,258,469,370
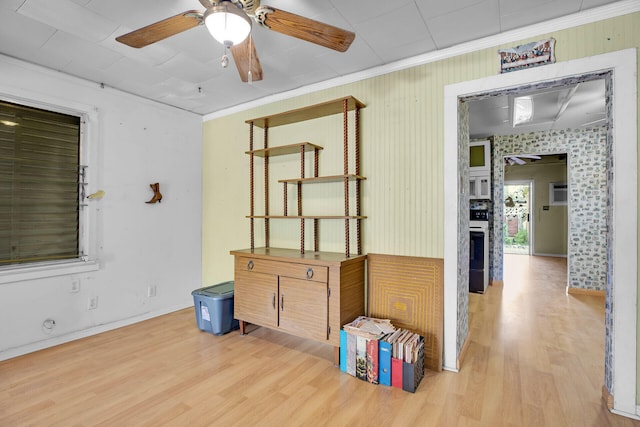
145,182,163,204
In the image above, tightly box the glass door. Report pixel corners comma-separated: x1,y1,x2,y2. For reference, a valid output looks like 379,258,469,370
503,182,532,255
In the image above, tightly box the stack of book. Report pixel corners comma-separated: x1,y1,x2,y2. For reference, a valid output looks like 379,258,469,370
340,316,395,384
386,328,425,393
339,317,425,393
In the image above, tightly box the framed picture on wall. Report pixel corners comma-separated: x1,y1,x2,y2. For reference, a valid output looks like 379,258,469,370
498,38,556,73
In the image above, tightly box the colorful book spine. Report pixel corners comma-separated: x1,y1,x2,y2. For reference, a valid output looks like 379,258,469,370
346,332,356,376
355,335,368,381
391,357,403,389
402,335,425,393
339,329,347,373
366,338,379,384
379,339,392,386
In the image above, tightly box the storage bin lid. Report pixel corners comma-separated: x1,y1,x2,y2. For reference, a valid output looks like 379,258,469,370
192,281,234,298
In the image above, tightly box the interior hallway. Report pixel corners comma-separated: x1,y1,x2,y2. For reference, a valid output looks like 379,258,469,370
0,255,638,426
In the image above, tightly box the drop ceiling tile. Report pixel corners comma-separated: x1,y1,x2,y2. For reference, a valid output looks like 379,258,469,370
499,0,558,16
581,0,619,8
103,57,171,88
158,52,220,83
500,0,582,31
159,26,222,64
268,0,336,18
375,35,437,63
1,0,28,12
100,27,178,66
0,44,72,73
354,3,430,52
416,0,491,20
0,9,56,50
17,0,119,42
43,32,122,70
316,40,383,75
427,0,500,48
330,0,415,24
58,60,117,87
85,0,198,29
195,77,269,109
195,77,268,103
157,77,209,99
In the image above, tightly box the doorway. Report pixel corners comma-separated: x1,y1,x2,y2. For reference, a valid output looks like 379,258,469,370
503,181,531,255
443,49,638,416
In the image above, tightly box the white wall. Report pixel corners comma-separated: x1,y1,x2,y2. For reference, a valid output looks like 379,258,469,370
0,55,202,361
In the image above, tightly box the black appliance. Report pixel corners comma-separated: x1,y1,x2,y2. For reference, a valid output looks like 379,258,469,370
469,209,489,293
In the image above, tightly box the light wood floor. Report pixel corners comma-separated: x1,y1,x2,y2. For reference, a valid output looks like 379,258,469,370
1,254,639,426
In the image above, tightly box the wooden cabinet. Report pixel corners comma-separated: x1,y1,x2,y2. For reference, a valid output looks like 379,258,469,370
231,247,366,365
470,140,491,200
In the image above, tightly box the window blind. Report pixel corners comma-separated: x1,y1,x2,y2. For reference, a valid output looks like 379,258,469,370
0,101,81,266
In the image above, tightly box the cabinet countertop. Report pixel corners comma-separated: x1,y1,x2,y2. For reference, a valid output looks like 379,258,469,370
230,247,366,266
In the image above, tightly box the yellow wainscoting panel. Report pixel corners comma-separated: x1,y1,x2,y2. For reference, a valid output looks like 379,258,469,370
367,253,444,371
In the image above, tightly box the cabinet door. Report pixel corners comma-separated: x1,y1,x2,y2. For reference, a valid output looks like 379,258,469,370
470,175,491,200
278,276,328,342
234,270,278,328
478,176,491,199
469,177,478,198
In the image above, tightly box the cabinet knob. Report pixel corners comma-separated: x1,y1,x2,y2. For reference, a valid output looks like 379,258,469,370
306,267,314,279
247,260,254,271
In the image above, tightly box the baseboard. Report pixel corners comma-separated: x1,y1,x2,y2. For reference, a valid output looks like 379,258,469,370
567,287,605,297
457,335,471,371
0,303,192,362
532,253,568,258
602,385,614,409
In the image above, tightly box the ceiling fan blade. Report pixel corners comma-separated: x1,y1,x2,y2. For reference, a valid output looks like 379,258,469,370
116,10,202,48
511,157,526,165
517,154,542,159
230,35,263,83
255,6,355,52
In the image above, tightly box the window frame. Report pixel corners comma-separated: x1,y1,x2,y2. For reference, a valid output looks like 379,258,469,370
0,94,99,284
549,182,568,206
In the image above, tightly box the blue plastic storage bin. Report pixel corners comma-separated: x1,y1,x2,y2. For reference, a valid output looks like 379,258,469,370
191,281,239,335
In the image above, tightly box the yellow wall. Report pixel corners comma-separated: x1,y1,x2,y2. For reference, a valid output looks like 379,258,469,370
505,162,568,255
203,12,639,284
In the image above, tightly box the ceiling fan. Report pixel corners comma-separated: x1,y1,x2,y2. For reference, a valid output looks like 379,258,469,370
115,0,355,83
505,154,541,166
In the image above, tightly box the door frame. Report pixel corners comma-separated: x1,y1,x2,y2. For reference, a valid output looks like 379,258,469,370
444,49,637,417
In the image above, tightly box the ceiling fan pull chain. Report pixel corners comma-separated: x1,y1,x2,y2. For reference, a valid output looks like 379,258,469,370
221,40,231,68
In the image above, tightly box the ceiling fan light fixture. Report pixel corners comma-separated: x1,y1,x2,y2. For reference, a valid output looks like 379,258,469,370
513,95,534,126
204,2,252,46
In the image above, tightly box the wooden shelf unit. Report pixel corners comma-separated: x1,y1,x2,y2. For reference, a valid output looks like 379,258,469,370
245,96,365,257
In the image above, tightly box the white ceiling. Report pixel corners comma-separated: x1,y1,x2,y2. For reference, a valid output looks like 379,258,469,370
468,78,607,138
0,0,628,116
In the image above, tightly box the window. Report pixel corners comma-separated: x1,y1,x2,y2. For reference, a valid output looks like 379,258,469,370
549,182,568,206
0,100,82,267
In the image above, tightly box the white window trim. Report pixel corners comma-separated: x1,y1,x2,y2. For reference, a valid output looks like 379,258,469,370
0,93,100,284
549,182,568,206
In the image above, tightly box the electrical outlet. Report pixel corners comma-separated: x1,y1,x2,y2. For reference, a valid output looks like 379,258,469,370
88,296,98,310
147,285,157,298
71,278,80,293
